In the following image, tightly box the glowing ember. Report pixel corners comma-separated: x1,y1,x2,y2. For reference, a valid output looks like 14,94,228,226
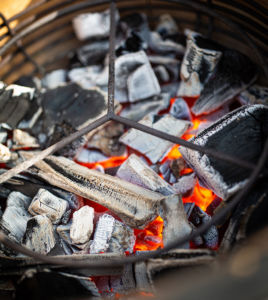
182,180,216,211
134,216,164,252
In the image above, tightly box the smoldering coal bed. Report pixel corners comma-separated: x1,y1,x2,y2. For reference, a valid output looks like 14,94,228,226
0,1,267,299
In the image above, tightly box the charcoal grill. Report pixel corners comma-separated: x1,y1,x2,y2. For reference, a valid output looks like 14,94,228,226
0,0,267,298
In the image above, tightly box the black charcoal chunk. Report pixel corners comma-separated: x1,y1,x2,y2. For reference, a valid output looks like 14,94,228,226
41,84,107,132
46,121,86,157
0,83,35,129
192,50,258,115
22,214,56,254
77,40,109,65
180,105,268,199
170,97,192,120
116,31,147,56
15,75,41,90
178,30,222,97
238,85,268,106
184,202,195,218
120,13,150,44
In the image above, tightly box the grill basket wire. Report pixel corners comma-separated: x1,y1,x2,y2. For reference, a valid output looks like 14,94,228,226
0,0,267,269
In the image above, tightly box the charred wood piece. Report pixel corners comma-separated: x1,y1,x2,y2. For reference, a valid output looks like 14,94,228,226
28,155,164,228
178,31,222,97
28,189,68,224
22,215,56,254
192,49,258,115
238,85,268,106
160,194,192,247
117,154,175,196
120,113,191,163
180,105,268,199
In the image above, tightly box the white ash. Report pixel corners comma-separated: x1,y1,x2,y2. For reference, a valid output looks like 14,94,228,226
156,14,179,36
0,144,11,162
120,113,191,163
120,93,170,121
160,194,192,247
75,148,108,164
28,189,68,224
70,206,94,246
0,192,31,242
127,63,161,102
178,30,222,97
149,31,185,55
6,84,35,100
117,154,175,196
73,8,119,41
173,173,197,196
115,50,160,103
179,104,266,199
12,129,39,149
22,215,56,254
90,214,135,254
42,69,67,89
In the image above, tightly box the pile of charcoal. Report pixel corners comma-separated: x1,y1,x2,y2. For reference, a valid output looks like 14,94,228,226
0,7,267,262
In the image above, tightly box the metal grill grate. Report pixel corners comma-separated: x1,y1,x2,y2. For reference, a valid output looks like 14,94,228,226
0,0,267,269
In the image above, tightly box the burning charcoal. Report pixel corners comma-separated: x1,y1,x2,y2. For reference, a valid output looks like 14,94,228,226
189,206,219,249
170,97,192,121
70,206,94,248
173,173,197,197
149,31,185,56
42,69,66,89
120,113,191,163
183,202,195,218
75,149,108,164
0,83,35,129
180,104,268,199
120,13,150,44
28,189,68,224
28,155,164,228
117,154,175,196
128,62,161,102
0,144,11,162
90,214,135,254
238,85,268,106
41,84,108,132
77,40,109,65
178,30,222,97
156,14,179,37
12,129,39,150
114,50,154,102
87,121,126,156
120,93,170,121
72,9,119,41
22,215,56,254
0,192,31,242
46,121,86,157
160,194,192,247
154,65,170,83
192,49,258,115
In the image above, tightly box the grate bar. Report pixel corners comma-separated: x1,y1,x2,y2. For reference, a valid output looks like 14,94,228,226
107,0,116,114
